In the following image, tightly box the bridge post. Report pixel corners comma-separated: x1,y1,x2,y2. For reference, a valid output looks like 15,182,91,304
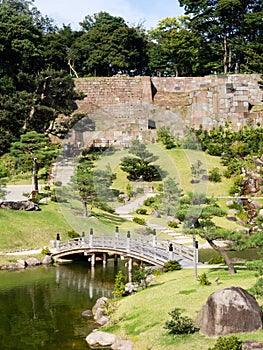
128,257,133,282
91,253,96,267
115,226,119,249
127,231,131,253
168,242,174,261
193,238,198,279
56,233,60,251
152,229,157,260
103,252,107,266
81,232,85,246
89,228,93,248
152,229,156,246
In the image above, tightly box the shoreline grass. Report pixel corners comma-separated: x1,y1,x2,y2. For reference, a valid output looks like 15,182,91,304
104,267,263,350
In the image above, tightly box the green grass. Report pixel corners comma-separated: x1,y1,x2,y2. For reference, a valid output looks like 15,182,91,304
0,202,72,251
104,268,263,350
97,144,233,198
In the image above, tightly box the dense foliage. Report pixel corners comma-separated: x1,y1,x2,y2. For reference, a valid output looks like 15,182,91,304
0,0,262,155
164,308,198,335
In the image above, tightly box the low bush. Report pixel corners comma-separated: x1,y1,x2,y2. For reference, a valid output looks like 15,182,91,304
197,272,211,286
41,247,51,255
163,260,181,272
208,256,225,265
133,217,146,225
67,230,80,239
136,208,147,215
167,221,178,228
112,271,126,298
208,336,242,350
164,308,198,335
143,197,156,206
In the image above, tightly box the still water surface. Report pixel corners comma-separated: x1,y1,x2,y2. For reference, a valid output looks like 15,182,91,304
0,261,120,350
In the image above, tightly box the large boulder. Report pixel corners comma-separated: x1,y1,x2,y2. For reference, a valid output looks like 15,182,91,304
86,329,116,348
242,340,263,350
92,297,108,317
195,286,263,337
25,257,40,266
0,201,40,211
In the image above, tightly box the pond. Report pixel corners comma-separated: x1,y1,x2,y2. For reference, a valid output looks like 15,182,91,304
0,261,121,350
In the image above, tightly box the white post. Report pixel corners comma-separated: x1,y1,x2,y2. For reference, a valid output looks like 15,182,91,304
193,238,198,279
103,252,107,266
115,226,119,249
89,228,93,248
152,229,157,261
168,242,174,261
91,253,96,267
127,231,131,253
55,233,60,251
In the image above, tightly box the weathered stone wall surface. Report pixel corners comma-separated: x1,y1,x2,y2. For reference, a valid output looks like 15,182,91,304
151,74,263,129
71,74,263,146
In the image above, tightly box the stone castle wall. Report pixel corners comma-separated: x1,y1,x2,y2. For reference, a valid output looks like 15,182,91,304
71,75,263,146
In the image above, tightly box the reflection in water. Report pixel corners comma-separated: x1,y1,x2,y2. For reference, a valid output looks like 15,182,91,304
0,260,124,350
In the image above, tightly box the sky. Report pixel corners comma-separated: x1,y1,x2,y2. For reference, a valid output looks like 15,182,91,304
33,0,184,30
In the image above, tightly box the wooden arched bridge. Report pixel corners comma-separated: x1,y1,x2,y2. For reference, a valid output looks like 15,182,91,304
51,229,198,271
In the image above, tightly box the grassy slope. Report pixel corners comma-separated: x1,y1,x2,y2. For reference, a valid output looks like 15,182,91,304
0,144,241,252
0,202,72,251
104,268,263,350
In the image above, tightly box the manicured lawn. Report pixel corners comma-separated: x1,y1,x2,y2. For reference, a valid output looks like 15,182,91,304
104,268,263,350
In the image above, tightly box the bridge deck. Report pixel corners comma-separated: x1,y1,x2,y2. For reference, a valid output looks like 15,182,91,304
52,232,197,267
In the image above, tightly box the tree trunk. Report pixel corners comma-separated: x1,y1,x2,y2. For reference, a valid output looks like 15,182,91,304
82,200,88,217
223,36,228,74
205,236,236,275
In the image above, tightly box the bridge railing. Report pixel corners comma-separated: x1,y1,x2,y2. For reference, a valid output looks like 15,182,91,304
54,230,197,266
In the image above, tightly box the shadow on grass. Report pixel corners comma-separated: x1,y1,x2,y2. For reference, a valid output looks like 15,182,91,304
90,210,127,226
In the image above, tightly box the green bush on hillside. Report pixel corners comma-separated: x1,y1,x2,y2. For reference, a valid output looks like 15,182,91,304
208,336,242,350
113,270,126,297
167,221,178,228
143,196,156,206
208,256,225,265
163,260,181,272
197,273,211,286
67,230,80,239
164,308,198,335
209,168,222,182
136,208,147,215
133,217,146,225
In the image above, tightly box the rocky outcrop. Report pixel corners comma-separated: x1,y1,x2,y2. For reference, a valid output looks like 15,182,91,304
242,340,263,350
0,201,40,211
85,329,116,348
0,255,52,270
85,297,134,349
85,330,134,350
195,286,263,337
25,257,40,266
92,297,110,325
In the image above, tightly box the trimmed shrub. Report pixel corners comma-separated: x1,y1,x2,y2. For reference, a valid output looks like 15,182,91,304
208,256,225,265
112,271,126,297
67,230,80,239
209,167,222,182
136,208,147,215
208,336,242,350
167,221,178,228
163,260,181,272
133,217,146,225
41,247,51,255
143,196,156,206
164,308,198,335
197,272,211,286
